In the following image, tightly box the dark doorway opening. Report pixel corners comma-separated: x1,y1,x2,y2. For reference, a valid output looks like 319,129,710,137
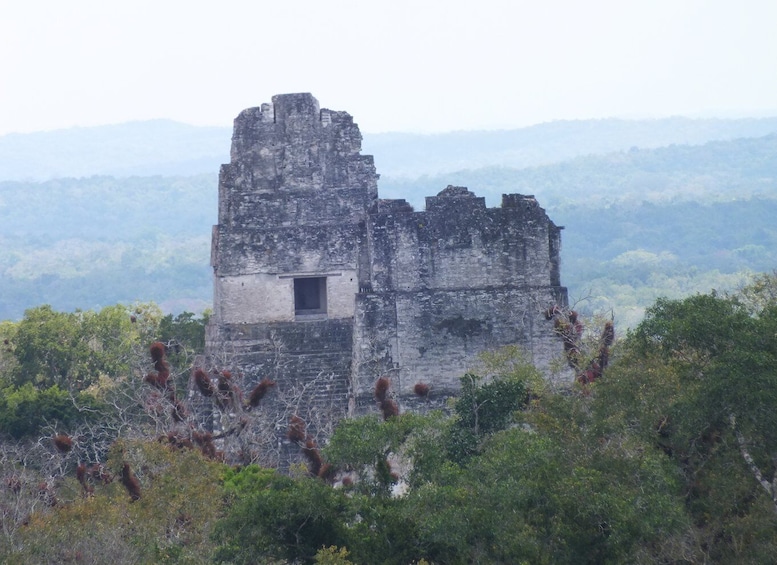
294,277,327,317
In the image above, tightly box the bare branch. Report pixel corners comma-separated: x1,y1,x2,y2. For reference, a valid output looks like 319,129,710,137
730,413,777,513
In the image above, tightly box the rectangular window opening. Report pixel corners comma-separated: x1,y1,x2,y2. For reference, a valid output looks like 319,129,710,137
294,277,327,318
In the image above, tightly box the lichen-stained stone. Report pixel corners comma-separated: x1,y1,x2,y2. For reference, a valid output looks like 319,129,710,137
206,93,569,443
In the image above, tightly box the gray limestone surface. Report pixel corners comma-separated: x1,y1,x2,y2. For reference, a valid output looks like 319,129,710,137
206,93,568,443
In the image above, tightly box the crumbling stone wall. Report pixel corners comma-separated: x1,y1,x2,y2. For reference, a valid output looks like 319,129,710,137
206,93,377,451
352,188,568,410
210,92,377,327
206,93,567,435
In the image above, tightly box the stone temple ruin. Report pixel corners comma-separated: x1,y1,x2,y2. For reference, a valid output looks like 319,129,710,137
205,93,568,433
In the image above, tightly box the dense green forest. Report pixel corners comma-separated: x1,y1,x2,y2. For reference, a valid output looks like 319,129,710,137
0,175,215,318
1,276,777,563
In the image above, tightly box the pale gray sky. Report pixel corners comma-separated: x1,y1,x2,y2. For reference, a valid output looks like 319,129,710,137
1,0,775,135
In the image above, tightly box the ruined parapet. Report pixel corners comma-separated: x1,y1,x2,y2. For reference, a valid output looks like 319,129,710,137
352,185,569,409
365,186,562,293
222,93,377,227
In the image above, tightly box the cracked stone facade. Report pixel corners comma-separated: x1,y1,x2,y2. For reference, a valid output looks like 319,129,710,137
206,93,568,427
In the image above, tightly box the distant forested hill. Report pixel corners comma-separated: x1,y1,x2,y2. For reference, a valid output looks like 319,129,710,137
0,174,216,240
364,116,777,177
0,175,216,318
0,121,231,180
3,116,777,180
1,121,776,325
555,198,777,326
379,134,777,208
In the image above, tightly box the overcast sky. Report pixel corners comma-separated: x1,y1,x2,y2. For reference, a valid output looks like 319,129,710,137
1,0,775,135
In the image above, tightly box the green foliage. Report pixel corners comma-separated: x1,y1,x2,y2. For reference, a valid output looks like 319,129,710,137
215,459,431,565
4,440,227,564
6,282,777,563
322,354,535,491
446,372,529,462
220,463,276,500
213,469,352,565
7,303,160,392
628,292,777,448
0,302,184,439
453,372,528,435
474,344,547,392
314,546,355,565
594,283,777,560
158,310,209,367
11,305,91,390
0,383,102,439
400,398,686,565
305,364,682,563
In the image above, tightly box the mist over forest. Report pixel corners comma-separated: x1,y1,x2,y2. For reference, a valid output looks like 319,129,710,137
1,116,776,326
